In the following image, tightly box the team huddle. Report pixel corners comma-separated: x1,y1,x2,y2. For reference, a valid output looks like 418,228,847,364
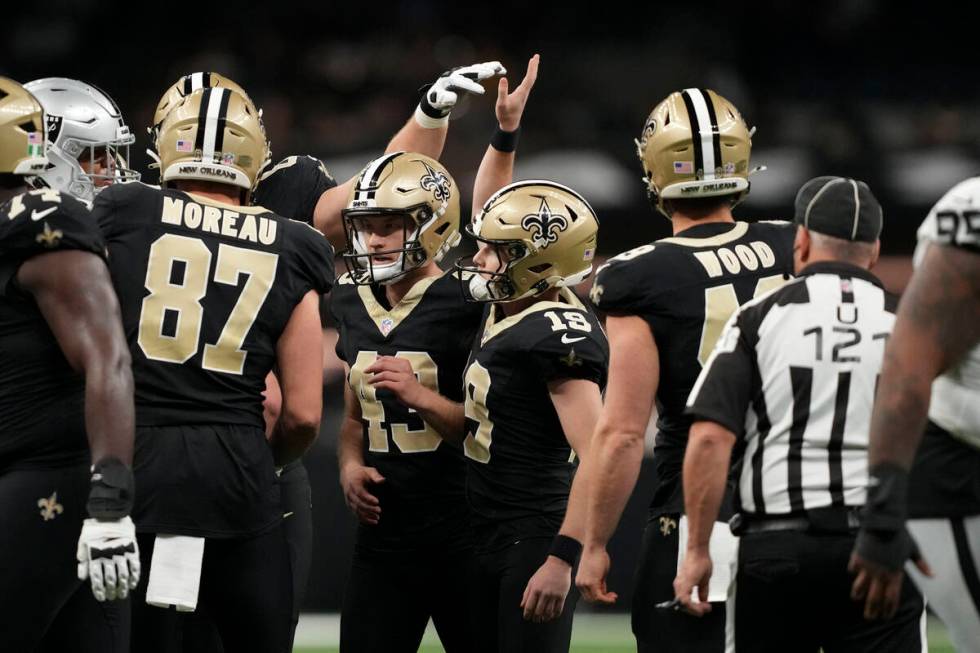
0,53,978,653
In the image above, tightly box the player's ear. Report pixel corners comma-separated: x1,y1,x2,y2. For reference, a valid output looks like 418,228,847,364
793,226,810,269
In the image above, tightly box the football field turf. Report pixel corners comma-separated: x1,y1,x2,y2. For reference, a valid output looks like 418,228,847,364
293,612,956,652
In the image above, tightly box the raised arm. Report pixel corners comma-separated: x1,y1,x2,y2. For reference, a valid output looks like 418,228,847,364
472,54,540,216
314,61,506,247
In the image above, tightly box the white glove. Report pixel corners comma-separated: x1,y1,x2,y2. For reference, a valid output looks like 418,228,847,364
76,516,141,601
415,61,506,127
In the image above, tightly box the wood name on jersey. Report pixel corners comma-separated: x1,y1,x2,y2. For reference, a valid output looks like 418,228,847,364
161,196,277,245
692,239,778,278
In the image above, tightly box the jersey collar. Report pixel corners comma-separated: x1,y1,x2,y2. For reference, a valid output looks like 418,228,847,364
797,261,884,289
357,274,441,338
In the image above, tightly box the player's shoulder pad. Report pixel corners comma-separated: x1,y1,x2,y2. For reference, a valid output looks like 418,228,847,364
98,179,159,203
520,304,608,382
253,154,337,225
335,271,356,286
282,217,335,294
917,176,980,252
0,188,104,260
589,242,664,312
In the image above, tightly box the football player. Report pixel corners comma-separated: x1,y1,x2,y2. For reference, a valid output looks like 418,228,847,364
20,75,142,653
850,178,980,650
176,154,337,653
455,178,607,652
92,87,333,652
331,55,540,653
575,89,795,653
0,77,138,651
150,75,333,652
25,77,139,201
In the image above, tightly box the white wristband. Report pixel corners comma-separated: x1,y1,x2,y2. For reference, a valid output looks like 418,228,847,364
414,104,450,129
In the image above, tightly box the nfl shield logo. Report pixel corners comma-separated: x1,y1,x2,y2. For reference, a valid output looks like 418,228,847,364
222,152,236,165
380,318,394,336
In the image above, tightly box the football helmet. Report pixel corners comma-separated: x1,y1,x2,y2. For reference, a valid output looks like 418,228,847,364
148,71,256,158
637,88,760,216
341,152,461,285
456,180,598,302
24,78,138,201
0,77,48,176
156,87,270,193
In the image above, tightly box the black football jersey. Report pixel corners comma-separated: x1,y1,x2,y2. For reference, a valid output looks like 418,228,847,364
591,220,795,512
463,289,608,551
92,182,334,428
252,155,337,226
0,189,105,471
330,271,483,555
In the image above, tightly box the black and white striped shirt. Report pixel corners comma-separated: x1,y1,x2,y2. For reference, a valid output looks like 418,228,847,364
686,261,897,516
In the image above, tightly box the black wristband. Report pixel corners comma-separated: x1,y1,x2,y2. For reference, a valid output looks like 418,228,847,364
854,525,916,572
490,126,520,153
548,534,582,567
863,462,909,532
417,83,448,119
86,456,135,520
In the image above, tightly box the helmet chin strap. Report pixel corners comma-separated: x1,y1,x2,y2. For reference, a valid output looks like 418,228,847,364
468,274,494,301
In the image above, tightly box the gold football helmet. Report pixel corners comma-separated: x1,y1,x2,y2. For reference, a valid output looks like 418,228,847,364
149,72,255,153
156,87,270,193
637,88,759,216
341,152,462,285
457,180,599,302
0,77,48,175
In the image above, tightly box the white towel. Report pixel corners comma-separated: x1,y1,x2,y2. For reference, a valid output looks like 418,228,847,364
677,516,740,603
145,534,205,612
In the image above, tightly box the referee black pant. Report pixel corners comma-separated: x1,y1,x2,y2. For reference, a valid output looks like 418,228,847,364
731,528,925,652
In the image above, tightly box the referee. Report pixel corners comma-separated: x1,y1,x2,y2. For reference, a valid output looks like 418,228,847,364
672,176,927,651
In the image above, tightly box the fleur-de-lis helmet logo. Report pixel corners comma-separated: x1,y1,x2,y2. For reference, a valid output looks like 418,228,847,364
521,196,568,249
419,160,452,203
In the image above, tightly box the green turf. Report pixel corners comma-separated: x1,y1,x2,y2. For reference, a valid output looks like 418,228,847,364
293,611,956,652
296,648,636,653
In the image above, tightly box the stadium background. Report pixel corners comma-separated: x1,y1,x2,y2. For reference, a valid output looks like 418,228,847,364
4,1,970,649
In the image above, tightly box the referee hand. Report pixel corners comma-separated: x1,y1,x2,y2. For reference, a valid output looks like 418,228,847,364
673,548,713,617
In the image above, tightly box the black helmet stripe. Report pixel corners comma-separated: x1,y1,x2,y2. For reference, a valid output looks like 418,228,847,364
681,88,720,180
354,152,402,201
193,88,212,151
699,88,723,174
680,90,704,179
213,88,231,155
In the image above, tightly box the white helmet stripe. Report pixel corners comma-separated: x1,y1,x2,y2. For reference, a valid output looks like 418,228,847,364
683,88,716,180
201,88,226,162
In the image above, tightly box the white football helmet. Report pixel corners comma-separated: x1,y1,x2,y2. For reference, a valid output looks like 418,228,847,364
24,78,138,201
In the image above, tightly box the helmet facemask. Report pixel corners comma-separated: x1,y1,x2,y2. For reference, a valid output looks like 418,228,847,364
454,229,531,303
341,206,433,285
